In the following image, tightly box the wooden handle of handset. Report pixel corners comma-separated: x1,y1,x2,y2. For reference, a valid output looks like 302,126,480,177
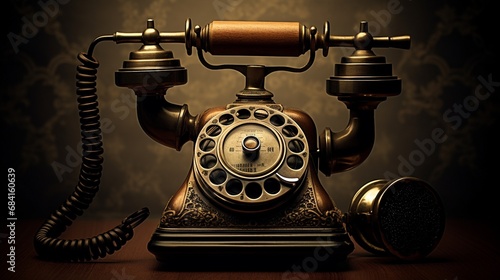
202,21,309,56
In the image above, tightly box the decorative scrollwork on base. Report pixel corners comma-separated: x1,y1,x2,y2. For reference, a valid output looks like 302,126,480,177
160,182,343,228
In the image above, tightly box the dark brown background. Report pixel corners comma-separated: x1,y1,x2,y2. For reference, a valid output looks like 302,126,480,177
1,0,498,226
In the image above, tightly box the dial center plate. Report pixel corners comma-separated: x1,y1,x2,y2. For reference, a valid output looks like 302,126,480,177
219,123,284,177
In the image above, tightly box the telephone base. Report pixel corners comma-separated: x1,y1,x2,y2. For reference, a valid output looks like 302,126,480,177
148,227,354,270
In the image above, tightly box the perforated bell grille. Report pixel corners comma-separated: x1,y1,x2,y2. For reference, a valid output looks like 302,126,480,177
377,179,445,259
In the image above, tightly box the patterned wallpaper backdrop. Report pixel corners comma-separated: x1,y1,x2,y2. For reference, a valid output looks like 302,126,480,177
2,0,498,220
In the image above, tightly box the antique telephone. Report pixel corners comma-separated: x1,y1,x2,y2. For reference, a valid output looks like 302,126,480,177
34,18,445,266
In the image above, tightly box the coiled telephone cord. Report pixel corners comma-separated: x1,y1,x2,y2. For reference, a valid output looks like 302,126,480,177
33,52,150,262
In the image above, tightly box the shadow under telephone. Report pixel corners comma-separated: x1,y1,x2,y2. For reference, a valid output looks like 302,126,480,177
33,17,445,268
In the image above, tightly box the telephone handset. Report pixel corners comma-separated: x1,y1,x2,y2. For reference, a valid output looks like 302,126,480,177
34,18,445,266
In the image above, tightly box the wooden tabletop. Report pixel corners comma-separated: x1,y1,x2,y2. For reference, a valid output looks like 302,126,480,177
2,218,498,280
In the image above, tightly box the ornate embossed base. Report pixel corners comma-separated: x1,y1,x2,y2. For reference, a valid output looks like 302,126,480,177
147,168,354,269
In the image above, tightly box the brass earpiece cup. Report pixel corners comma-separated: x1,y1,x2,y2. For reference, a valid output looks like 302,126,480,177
347,177,445,260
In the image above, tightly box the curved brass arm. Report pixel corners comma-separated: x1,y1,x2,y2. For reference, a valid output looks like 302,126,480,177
319,108,375,176
318,21,407,176
136,94,196,151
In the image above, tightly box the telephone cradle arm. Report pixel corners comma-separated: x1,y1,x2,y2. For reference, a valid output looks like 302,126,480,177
114,20,197,150
317,21,408,176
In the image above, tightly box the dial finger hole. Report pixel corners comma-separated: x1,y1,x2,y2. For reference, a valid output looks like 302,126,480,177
254,109,269,119
270,115,285,126
236,109,251,119
206,125,222,137
209,169,227,185
287,155,304,170
264,178,281,195
219,114,234,125
226,179,243,196
199,138,215,152
245,182,263,199
282,125,298,137
200,154,217,169
288,139,305,153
